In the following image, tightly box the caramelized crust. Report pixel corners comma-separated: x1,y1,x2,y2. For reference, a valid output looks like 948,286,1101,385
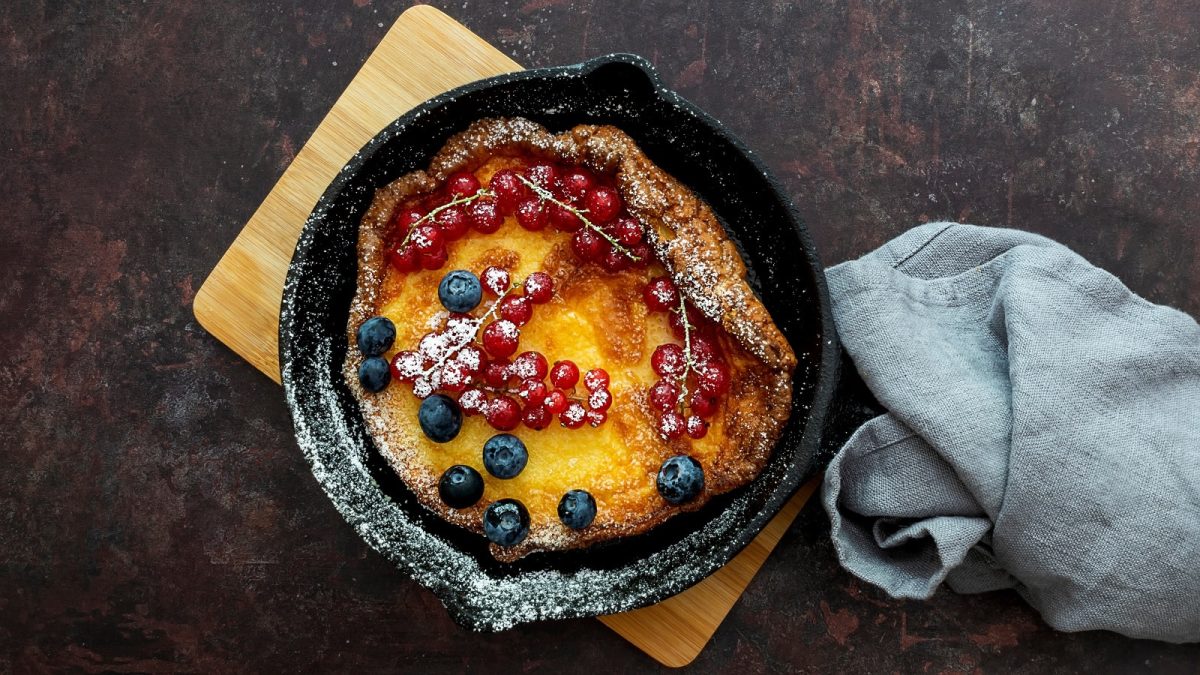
344,118,797,561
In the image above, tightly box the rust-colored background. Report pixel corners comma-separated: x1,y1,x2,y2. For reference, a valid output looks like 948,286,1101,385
4,1,1199,672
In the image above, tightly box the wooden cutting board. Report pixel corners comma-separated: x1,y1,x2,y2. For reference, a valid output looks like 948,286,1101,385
192,5,817,667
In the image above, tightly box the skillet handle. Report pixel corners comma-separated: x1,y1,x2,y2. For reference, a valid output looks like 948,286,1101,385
815,347,885,466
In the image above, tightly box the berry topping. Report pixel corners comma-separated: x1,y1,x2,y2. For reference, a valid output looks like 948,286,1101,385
584,185,622,223
516,198,548,231
388,243,419,272
648,379,679,412
521,403,552,430
437,360,473,393
656,456,705,504
358,356,391,392
697,360,731,396
483,433,528,478
438,270,483,313
438,465,484,509
600,246,631,273
686,415,709,439
560,167,596,203
466,197,503,233
523,272,555,303
483,499,530,547
485,395,521,431
588,387,613,412
483,359,512,388
411,224,443,255
481,266,511,295
651,343,686,377
511,351,549,380
570,229,605,261
558,490,597,530
517,377,548,406
418,394,463,443
391,206,425,234
657,411,686,440
586,409,608,427
390,350,425,383
499,294,533,326
690,334,718,365
433,206,470,240
548,202,582,231
643,277,678,312
629,241,653,266
459,388,488,415
544,389,568,414
356,316,396,356
482,319,520,357
611,216,644,246
524,161,559,190
690,390,719,418
583,368,610,392
453,343,486,375
418,246,448,271
549,360,580,389
560,401,587,429
446,170,481,198
488,168,528,213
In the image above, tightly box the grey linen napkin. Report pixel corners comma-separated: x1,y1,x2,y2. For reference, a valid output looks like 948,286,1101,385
821,222,1200,643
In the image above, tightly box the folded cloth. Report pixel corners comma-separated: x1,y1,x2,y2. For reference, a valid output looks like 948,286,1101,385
821,222,1200,643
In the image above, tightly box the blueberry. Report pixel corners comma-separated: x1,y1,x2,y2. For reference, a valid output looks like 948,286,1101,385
358,356,391,392
656,455,705,505
356,316,396,356
482,433,528,479
438,270,483,313
557,489,597,530
418,394,462,443
438,465,484,508
482,499,530,547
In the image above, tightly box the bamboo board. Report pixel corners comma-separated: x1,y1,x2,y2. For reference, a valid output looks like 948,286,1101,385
192,5,815,667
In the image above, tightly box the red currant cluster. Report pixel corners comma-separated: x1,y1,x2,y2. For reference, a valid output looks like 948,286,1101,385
385,162,653,275
389,265,613,432
642,276,731,440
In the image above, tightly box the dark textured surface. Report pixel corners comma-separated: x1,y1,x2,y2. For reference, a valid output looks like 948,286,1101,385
3,1,1198,671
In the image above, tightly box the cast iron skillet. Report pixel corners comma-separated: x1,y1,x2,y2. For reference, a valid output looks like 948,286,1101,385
279,54,878,631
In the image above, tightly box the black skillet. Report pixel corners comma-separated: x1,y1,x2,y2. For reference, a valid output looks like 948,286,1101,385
279,54,879,631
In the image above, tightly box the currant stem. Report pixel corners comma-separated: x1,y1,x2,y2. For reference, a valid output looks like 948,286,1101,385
420,281,515,378
397,187,494,250
676,292,693,410
516,174,641,261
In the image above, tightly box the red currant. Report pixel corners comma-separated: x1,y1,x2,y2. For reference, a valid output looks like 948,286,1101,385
459,388,488,415
643,277,678,312
390,206,424,235
525,161,559,190
418,247,448,271
600,245,630,273
434,206,470,240
489,168,528,214
517,377,548,406
482,319,520,357
583,368,609,392
454,344,486,375
481,266,510,295
411,224,443,255
388,244,419,272
697,360,730,396
611,216,643,246
669,305,711,339
483,359,512,388
690,334,718,365
511,351,549,380
586,409,608,427
486,395,521,431
571,229,605,261
523,272,554,304
466,197,503,233
499,295,533,326
516,198,547,231
657,411,685,440
629,241,653,266
560,401,587,429
446,171,481,198
390,350,424,382
522,403,553,430
549,202,582,231
648,379,679,412
685,415,708,439
544,389,568,414
585,186,622,223
560,167,595,203
549,360,579,389
690,390,719,418
588,387,613,412
651,343,686,377
439,360,472,393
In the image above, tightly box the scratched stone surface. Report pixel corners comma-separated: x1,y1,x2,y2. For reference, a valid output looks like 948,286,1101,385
3,0,1199,671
